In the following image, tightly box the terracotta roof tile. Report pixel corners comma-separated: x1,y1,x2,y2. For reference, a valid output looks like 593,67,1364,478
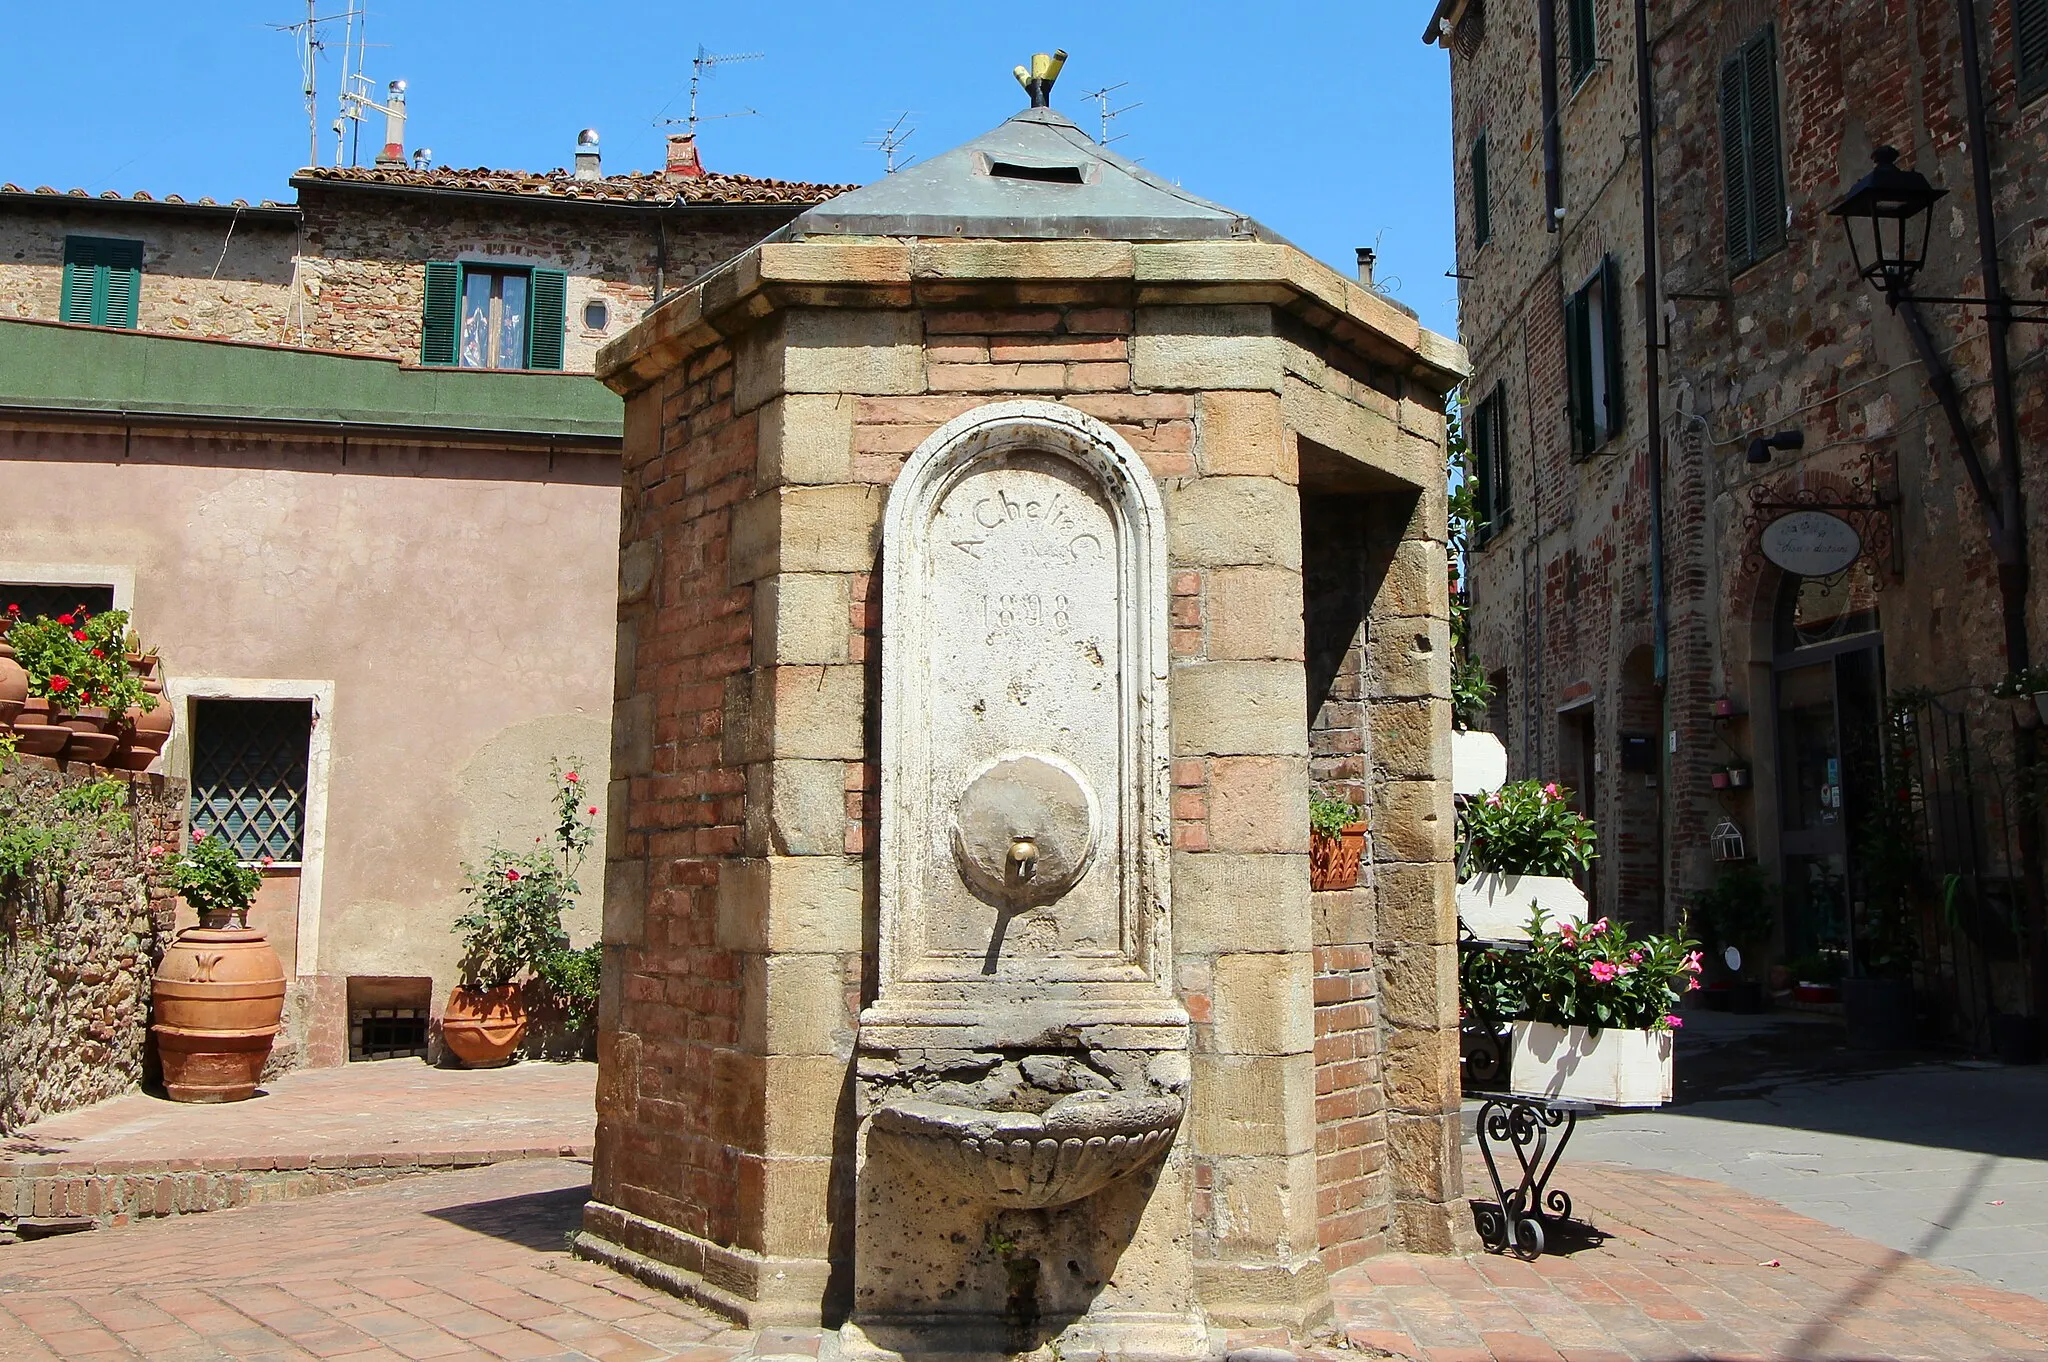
292,163,855,206
0,185,290,209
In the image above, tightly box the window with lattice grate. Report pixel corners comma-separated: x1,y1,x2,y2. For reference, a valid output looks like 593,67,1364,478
191,699,313,863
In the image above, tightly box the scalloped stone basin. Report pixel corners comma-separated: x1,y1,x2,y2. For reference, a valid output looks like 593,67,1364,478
872,1090,1183,1209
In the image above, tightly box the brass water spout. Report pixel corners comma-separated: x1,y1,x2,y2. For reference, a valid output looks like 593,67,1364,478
1010,837,1040,881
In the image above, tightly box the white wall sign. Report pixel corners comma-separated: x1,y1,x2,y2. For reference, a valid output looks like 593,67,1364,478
1761,510,1861,577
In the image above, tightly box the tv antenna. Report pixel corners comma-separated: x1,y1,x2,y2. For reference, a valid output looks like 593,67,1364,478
271,2,354,167
864,113,917,174
1078,82,1141,146
657,46,764,139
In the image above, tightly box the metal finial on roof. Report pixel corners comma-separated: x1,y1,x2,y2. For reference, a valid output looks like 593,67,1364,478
1013,49,1068,108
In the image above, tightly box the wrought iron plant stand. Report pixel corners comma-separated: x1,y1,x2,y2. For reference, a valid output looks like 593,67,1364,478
1470,1096,1586,1259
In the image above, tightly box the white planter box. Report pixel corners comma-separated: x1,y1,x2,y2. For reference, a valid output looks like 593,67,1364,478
1510,1021,1673,1108
1456,871,1588,942
1451,729,1508,798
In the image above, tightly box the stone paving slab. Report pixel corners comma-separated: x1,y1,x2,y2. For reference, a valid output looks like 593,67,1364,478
3,1149,2046,1360
1,1060,596,1230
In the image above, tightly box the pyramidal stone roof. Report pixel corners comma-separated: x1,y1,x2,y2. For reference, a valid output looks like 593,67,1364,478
774,107,1288,244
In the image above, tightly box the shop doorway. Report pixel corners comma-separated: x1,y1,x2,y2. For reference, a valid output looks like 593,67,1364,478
1771,565,1884,972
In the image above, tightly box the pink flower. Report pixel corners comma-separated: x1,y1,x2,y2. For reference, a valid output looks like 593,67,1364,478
1686,976,1701,991
565,772,579,783
192,829,206,842
1629,950,1643,963
587,806,598,816
1683,950,1703,974
1542,781,1561,800
1485,791,1501,807
1663,1014,1684,1029
1588,960,1619,983
1584,918,1609,938
149,844,167,859
505,868,522,882
261,856,275,867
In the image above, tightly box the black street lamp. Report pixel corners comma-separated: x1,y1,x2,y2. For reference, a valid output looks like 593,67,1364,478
1828,147,1947,301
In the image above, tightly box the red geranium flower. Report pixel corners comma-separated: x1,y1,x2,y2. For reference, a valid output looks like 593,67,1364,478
47,675,70,692
91,648,104,657
57,614,74,626
72,630,88,642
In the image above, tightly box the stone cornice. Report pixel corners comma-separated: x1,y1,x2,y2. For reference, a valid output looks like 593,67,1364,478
596,239,1470,399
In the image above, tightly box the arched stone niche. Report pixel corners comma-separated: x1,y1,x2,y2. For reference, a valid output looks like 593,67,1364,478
867,399,1181,1046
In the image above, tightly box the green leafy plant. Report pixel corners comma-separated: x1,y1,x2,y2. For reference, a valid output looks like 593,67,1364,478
170,829,263,921
1309,791,1361,840
3,605,152,717
1690,862,1777,977
0,742,132,902
453,763,599,999
1462,908,1702,1033
1463,780,1597,877
1452,659,1494,731
1992,666,2048,698
1445,399,1495,733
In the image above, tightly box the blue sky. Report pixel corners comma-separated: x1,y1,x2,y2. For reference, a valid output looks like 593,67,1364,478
2,2,1456,335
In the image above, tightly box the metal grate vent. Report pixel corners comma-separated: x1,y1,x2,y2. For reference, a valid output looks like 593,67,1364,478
191,699,313,862
352,1009,429,1061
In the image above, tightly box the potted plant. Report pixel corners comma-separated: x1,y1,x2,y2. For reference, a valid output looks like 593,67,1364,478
445,765,598,1066
1308,791,1366,891
1482,908,1701,1107
1993,666,2048,723
1690,863,1777,1013
5,606,156,765
152,829,286,1102
1456,780,1597,940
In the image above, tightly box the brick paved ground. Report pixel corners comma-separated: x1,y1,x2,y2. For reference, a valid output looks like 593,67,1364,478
2,1061,595,1231
4,1149,2046,1360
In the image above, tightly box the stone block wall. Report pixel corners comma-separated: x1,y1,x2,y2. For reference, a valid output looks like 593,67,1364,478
0,763,182,1132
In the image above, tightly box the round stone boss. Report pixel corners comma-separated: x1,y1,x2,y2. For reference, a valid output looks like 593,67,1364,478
950,752,1099,908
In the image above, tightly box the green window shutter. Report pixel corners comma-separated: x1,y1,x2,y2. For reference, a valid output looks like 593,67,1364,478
1743,30,1786,265
1600,254,1625,439
1488,383,1511,523
1719,51,1752,269
2021,0,2048,101
1564,287,1592,456
1569,0,1598,83
1472,134,1492,246
1470,393,1494,536
527,268,568,370
420,261,460,365
1721,28,1785,273
61,236,142,328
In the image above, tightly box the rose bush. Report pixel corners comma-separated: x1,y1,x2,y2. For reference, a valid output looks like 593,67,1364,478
452,762,600,1007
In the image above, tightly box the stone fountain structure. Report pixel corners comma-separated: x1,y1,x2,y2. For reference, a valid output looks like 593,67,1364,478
577,56,1470,1360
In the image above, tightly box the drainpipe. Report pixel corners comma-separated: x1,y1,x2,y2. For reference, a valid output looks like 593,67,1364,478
1636,0,1668,686
1956,0,2047,1046
1956,0,2029,672
1538,0,1563,231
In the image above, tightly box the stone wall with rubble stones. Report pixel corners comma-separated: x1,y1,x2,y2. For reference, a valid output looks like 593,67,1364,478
0,206,301,343
587,239,1466,1336
296,188,800,372
0,764,182,1133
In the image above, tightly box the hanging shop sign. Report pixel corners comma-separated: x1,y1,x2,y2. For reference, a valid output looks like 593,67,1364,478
1760,510,1862,577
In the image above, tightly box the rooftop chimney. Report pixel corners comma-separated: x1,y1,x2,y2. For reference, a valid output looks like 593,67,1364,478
376,80,408,168
1355,246,1376,287
574,128,602,181
665,133,704,179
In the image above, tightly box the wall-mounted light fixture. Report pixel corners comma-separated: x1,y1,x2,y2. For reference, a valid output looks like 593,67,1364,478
1746,430,1805,465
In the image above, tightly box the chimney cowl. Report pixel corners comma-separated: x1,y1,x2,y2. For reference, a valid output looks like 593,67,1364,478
375,79,409,169
574,128,602,181
1355,246,1376,286
665,133,705,180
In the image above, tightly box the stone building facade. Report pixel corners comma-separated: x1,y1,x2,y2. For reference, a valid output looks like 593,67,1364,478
1,134,843,373
1432,0,2048,1040
576,103,1468,1354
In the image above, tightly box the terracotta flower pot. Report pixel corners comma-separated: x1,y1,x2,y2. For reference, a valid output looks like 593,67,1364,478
0,649,25,729
1309,821,1367,891
152,911,287,1102
442,985,528,1067
11,698,71,756
126,696,175,752
58,706,120,764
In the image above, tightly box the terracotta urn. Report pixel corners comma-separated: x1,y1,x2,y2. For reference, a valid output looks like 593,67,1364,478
442,985,529,1066
10,698,71,756
0,647,24,729
1309,821,1368,891
151,910,288,1102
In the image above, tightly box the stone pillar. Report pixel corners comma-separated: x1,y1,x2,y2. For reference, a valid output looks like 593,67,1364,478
1364,486,1470,1253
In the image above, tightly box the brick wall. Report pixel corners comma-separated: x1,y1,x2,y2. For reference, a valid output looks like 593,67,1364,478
0,764,182,1132
593,338,756,1249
